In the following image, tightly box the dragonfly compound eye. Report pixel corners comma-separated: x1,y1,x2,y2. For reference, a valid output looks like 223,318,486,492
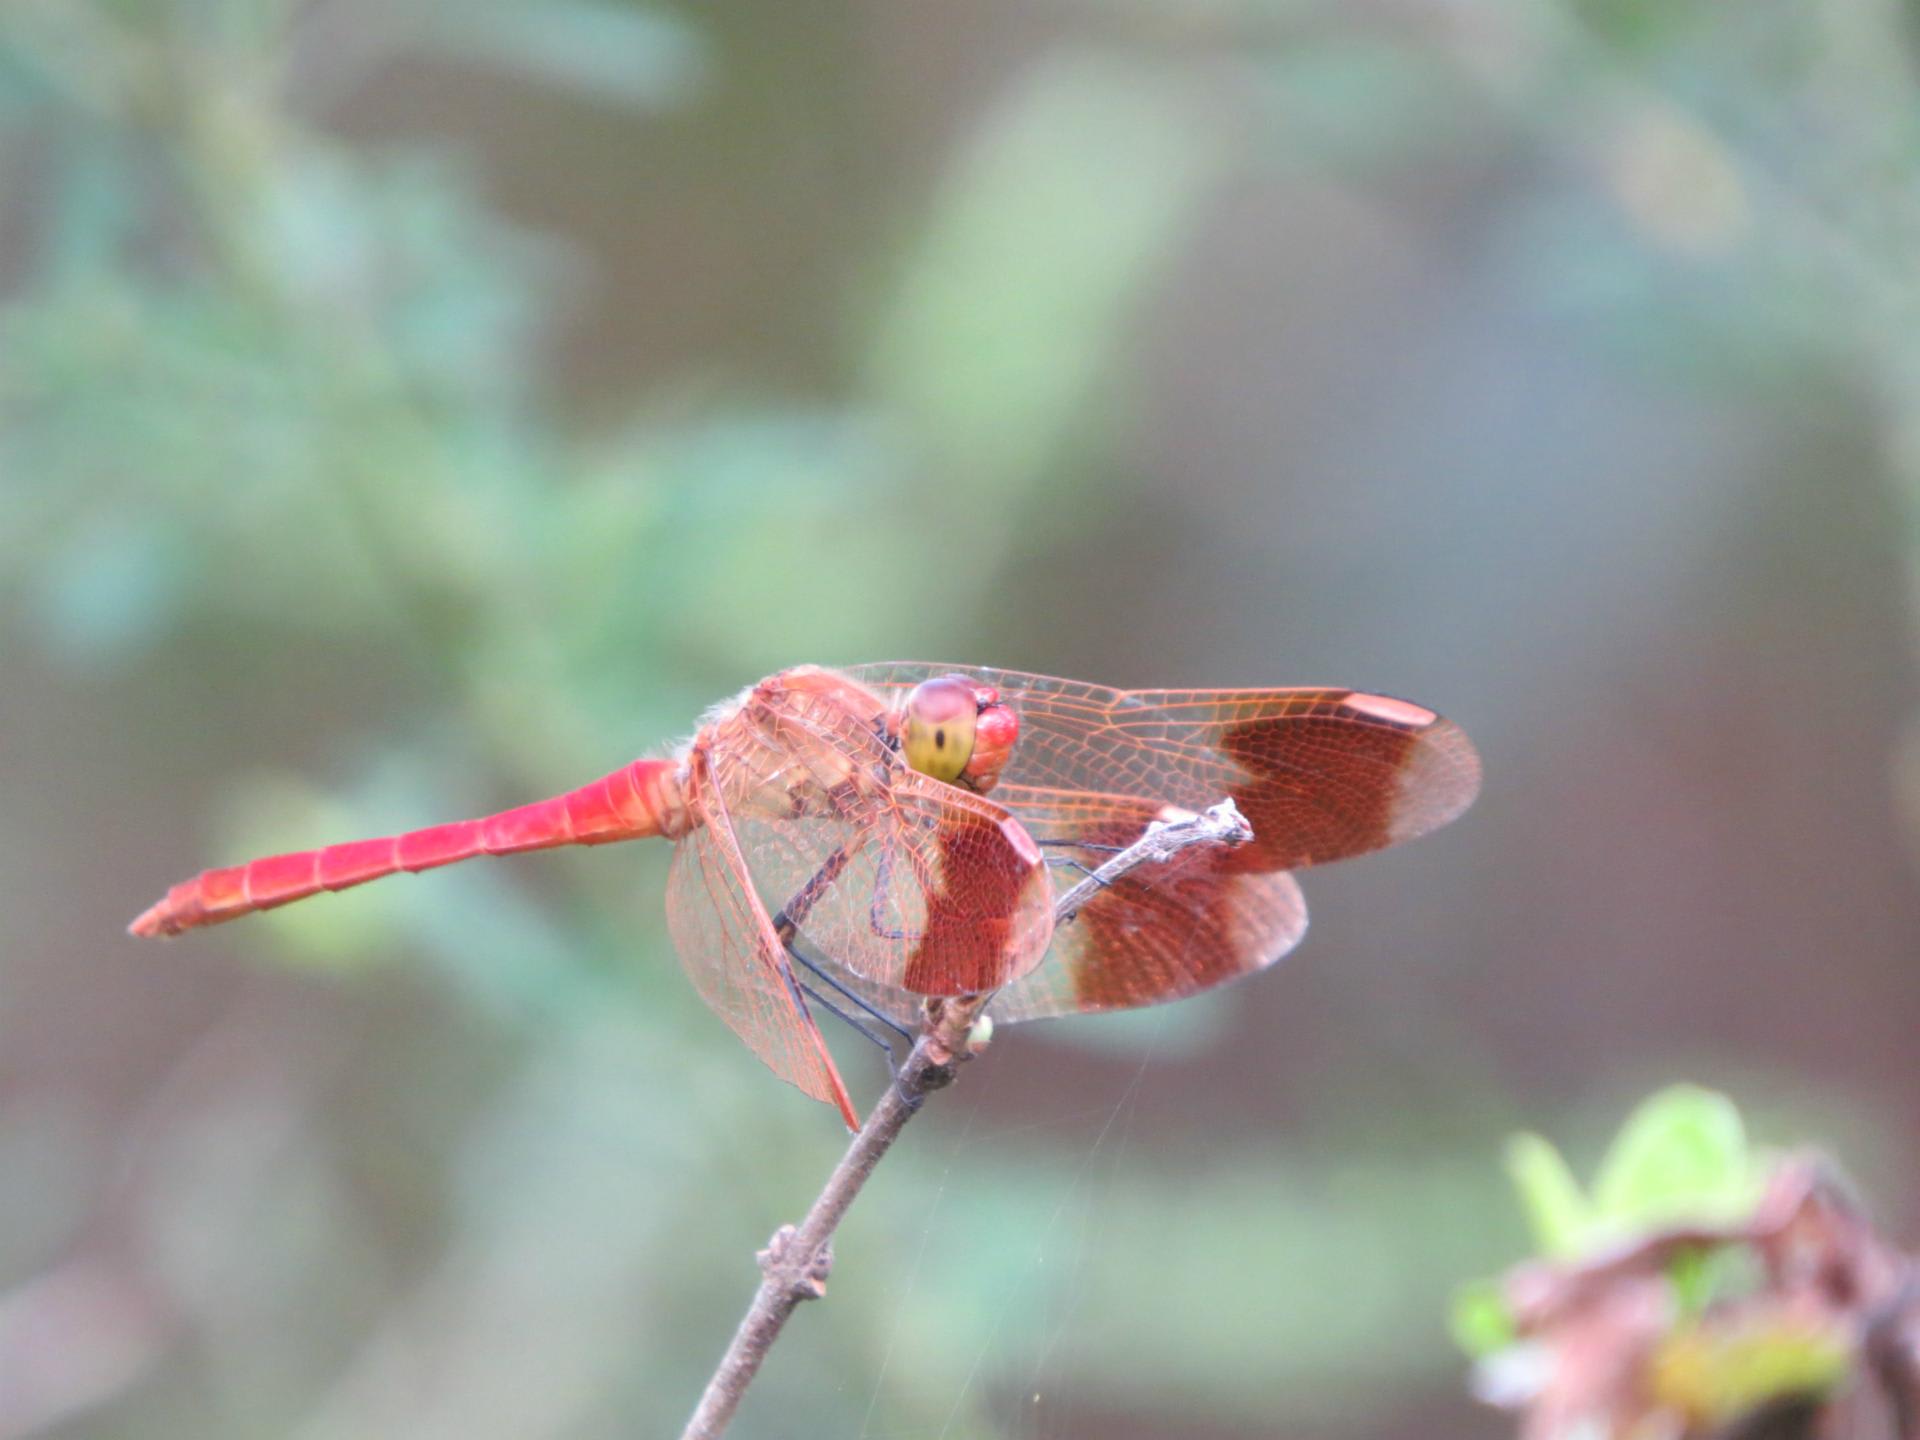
902,677,978,784
962,700,1017,794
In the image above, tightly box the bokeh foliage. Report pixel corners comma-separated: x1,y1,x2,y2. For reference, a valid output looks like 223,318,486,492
4,0,1919,1437
1457,1089,1891,1440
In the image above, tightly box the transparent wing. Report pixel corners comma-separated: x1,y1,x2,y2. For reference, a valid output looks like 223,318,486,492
987,787,1309,1023
845,663,1481,872
665,758,858,1128
705,683,1054,997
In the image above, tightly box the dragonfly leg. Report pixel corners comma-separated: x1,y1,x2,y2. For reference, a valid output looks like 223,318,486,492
1038,836,1128,889
771,928,902,1071
797,978,902,1063
775,919,916,1047
793,966,928,1116
1043,854,1109,885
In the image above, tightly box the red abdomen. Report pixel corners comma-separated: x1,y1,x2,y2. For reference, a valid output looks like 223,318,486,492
130,756,688,937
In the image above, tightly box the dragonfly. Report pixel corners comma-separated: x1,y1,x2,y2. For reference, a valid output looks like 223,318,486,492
130,664,1481,1129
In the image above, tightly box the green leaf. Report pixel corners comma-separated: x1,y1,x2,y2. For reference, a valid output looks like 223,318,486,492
1504,1131,1592,1258
1449,1277,1516,1357
1591,1085,1761,1233
1651,1313,1852,1422
1667,1241,1764,1315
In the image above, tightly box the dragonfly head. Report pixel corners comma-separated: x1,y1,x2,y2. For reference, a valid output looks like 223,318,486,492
901,675,1018,794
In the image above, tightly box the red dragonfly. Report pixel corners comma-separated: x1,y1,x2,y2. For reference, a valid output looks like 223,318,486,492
131,664,1480,1129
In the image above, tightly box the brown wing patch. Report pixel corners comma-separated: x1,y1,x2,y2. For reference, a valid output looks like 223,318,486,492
901,804,1047,994
986,788,1309,1023
1216,690,1474,871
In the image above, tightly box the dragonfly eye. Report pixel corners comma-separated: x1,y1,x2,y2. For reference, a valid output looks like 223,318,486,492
902,678,977,784
962,700,1017,794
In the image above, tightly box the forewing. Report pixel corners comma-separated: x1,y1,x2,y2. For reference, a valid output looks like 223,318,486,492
846,663,1481,872
987,787,1308,1023
665,766,858,1127
706,685,1055,997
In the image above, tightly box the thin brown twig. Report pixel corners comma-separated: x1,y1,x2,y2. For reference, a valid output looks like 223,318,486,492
678,799,1253,1440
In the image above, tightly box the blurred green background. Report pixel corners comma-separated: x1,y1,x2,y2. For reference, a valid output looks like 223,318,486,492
4,1,1919,1436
